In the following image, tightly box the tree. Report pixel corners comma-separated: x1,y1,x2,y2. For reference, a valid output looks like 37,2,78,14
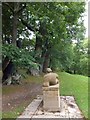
2,2,86,76
72,38,88,76
20,2,85,72
2,2,26,45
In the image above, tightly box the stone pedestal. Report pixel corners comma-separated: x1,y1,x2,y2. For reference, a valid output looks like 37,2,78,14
42,84,60,112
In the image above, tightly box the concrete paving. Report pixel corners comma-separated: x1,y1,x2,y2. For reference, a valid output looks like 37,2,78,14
17,95,85,120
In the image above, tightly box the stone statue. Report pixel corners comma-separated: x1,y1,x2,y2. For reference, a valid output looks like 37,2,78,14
43,68,60,112
43,68,59,87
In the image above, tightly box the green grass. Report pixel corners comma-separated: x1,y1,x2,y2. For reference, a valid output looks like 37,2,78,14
58,72,88,118
0,112,2,120
3,104,27,118
2,71,43,119
2,75,43,95
24,75,43,84
2,71,88,119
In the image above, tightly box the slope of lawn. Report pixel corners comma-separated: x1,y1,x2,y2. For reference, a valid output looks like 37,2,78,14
58,72,88,118
2,71,88,119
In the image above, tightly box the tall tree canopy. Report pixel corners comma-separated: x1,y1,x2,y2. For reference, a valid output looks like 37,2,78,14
2,2,88,78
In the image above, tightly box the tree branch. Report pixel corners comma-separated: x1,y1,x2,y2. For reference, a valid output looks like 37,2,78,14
21,18,35,32
21,18,39,32
3,3,14,14
17,3,26,14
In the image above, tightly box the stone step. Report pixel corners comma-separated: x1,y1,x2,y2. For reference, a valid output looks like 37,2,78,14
16,95,42,120
17,96,85,119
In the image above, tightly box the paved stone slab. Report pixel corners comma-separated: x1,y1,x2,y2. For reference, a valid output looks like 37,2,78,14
32,96,84,119
65,96,84,118
16,95,42,120
17,96,85,119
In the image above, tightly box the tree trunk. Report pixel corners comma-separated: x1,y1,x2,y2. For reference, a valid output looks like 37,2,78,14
12,12,18,45
34,35,42,64
12,3,19,45
34,20,47,64
2,56,10,72
42,50,50,73
2,60,14,83
35,35,42,51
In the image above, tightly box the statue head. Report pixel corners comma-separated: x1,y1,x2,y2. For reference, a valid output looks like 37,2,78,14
46,68,52,73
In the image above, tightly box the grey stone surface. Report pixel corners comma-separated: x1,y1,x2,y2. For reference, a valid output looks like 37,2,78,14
16,95,42,119
17,96,84,119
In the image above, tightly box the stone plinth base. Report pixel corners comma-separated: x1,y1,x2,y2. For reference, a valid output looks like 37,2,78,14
17,95,85,119
42,84,60,112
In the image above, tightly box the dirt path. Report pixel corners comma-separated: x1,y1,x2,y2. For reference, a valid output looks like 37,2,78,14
2,83,42,112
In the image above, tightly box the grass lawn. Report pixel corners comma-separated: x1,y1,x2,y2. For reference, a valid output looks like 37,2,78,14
58,72,88,118
2,71,88,119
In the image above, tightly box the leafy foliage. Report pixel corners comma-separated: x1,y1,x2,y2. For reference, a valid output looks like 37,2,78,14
2,44,37,68
2,2,87,75
72,38,88,76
